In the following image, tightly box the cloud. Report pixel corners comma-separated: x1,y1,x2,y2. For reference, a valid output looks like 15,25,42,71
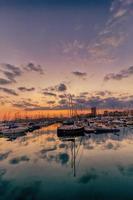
0,78,11,85
12,100,50,111
118,164,133,177
95,90,112,96
80,92,89,96
3,64,22,77
43,92,57,97
58,153,69,165
87,0,133,63
9,155,30,165
40,146,57,155
58,99,67,105
57,83,67,92
43,83,67,94
0,63,44,86
104,142,121,150
11,90,133,111
58,94,66,98
114,8,127,18
78,169,98,184
25,106,50,111
104,66,133,81
0,151,12,161
73,95,133,109
18,87,35,92
12,100,40,109
0,63,22,85
0,87,18,96
13,181,42,200
100,34,125,48
47,100,55,104
62,40,84,56
72,71,87,77
0,168,6,178
24,63,44,74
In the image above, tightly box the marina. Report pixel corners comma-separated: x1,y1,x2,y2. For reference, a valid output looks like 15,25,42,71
0,114,133,139
0,123,133,199
0,0,133,199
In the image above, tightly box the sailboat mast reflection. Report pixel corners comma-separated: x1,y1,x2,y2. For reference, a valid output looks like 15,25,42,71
59,136,83,177
71,138,76,177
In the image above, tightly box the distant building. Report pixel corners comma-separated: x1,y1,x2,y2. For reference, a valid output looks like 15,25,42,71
104,110,108,116
91,107,97,117
130,110,133,116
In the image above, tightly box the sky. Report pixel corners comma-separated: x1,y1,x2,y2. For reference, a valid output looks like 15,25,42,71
0,0,133,118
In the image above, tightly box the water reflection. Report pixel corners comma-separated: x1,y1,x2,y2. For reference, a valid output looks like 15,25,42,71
0,124,133,199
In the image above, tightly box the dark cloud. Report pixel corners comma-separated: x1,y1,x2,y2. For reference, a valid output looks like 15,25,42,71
43,83,67,94
12,181,42,200
53,94,133,110
74,95,133,109
78,169,98,184
18,87,35,92
80,92,89,96
40,146,57,155
0,78,11,85
0,151,12,161
0,175,11,198
88,96,105,107
104,66,133,81
12,100,54,111
58,153,69,165
57,83,67,92
58,94,66,98
0,168,6,178
72,71,87,77
43,86,56,92
46,137,55,142
25,63,44,74
103,97,125,108
59,143,68,149
47,100,55,104
12,91,133,111
118,164,133,177
95,90,112,96
58,99,67,105
0,63,44,86
0,87,18,96
3,64,22,77
9,155,30,165
43,92,57,97
12,101,40,109
24,106,50,111
104,142,121,150
0,63,22,85
38,146,57,159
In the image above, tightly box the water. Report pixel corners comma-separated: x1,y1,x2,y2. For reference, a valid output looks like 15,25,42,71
0,124,133,200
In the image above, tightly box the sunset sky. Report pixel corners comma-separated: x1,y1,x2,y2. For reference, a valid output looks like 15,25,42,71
0,0,133,118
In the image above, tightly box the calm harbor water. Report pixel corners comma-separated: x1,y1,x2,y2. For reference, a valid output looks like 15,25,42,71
0,124,133,200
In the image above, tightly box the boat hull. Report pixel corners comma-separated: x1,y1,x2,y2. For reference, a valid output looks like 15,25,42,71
84,128,95,134
57,126,84,137
95,128,120,134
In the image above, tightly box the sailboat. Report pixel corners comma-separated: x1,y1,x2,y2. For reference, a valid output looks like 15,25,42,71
57,94,84,136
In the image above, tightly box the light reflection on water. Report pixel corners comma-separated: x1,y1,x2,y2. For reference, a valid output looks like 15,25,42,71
0,124,133,200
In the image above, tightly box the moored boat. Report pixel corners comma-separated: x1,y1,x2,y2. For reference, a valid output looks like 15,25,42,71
126,121,133,126
2,126,28,137
57,125,84,137
84,127,95,133
95,126,120,134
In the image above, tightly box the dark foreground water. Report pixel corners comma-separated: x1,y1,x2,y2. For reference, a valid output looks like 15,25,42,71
1,124,133,200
